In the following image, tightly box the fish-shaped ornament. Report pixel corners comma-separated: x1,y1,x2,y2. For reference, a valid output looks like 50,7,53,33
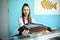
41,0,57,9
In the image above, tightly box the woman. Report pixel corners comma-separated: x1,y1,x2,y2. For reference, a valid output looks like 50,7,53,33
19,3,35,27
18,3,35,36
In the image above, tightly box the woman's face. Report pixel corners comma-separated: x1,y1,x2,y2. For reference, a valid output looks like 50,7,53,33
23,6,30,17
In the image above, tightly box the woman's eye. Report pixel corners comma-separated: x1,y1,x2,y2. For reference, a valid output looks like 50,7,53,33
23,9,26,11
27,9,29,11
23,9,29,11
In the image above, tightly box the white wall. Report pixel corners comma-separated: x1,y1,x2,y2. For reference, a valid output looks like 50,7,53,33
0,0,9,40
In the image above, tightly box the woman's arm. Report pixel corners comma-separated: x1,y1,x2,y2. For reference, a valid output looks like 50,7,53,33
18,17,24,27
32,19,36,23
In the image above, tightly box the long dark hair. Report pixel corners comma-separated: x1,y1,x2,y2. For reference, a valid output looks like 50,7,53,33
22,3,32,24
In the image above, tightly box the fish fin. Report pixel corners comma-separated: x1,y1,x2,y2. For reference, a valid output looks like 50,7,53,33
53,2,57,9
41,1,45,9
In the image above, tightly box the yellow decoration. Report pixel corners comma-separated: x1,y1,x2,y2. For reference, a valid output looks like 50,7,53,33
41,0,57,9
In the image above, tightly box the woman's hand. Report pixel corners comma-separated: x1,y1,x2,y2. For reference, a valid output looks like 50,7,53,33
22,30,29,36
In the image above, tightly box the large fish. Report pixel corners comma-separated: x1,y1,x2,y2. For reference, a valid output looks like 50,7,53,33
41,0,57,9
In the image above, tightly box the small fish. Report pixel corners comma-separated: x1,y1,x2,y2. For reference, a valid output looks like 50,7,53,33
41,0,57,9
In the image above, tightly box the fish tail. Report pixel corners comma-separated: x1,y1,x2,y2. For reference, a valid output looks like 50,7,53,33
53,2,57,9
